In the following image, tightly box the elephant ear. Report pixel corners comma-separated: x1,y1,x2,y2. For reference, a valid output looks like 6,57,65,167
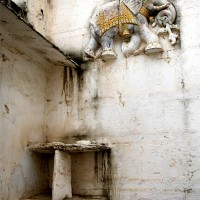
122,0,143,15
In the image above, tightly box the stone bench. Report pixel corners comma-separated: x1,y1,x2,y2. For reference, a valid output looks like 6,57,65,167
27,142,111,200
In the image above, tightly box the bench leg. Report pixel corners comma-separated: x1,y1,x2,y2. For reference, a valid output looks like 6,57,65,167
52,150,72,200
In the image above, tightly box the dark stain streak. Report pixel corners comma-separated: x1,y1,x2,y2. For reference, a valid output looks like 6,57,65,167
45,58,59,66
184,188,192,194
182,98,190,108
38,9,44,20
107,150,112,199
2,54,9,61
93,150,112,199
4,104,9,114
7,47,24,56
46,99,52,102
93,93,99,102
77,67,84,92
72,134,88,141
1,20,8,23
94,152,98,181
40,9,44,16
102,150,112,199
62,66,74,106
181,79,185,89
63,66,68,105
181,98,190,133
117,91,125,107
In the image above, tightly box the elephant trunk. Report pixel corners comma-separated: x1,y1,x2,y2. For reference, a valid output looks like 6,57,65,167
156,4,176,27
152,3,170,11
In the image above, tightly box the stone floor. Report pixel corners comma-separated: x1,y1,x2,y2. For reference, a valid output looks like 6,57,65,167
24,194,107,200
24,194,51,200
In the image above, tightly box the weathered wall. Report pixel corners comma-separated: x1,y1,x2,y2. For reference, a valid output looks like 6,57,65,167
43,0,200,199
45,66,80,142
71,152,103,196
3,0,200,199
26,0,51,37
71,151,110,197
11,0,50,37
15,0,111,58
46,0,111,58
0,39,49,199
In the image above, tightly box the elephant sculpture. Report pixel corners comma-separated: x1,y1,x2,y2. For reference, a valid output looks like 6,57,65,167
84,0,179,60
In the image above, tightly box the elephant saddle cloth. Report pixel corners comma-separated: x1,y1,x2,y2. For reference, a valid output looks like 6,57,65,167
97,1,149,37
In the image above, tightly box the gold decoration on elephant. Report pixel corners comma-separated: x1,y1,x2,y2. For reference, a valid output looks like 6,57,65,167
97,2,149,37
139,6,149,19
97,2,138,37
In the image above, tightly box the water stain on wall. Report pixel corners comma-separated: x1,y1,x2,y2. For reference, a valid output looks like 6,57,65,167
62,66,74,106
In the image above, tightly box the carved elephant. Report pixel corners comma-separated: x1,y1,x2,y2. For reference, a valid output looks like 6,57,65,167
84,0,178,60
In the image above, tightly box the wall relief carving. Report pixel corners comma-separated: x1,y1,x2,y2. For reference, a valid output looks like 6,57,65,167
84,0,179,60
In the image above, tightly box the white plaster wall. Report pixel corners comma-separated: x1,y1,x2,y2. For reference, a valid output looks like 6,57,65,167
24,0,200,199
0,45,49,199
46,0,112,58
26,0,50,37
76,46,186,200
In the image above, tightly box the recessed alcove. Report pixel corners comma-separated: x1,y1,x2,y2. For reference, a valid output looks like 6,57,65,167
71,151,111,199
27,142,111,200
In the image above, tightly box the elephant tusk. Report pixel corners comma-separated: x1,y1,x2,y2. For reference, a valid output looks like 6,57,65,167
157,27,168,35
170,24,180,31
152,21,157,27
169,33,178,45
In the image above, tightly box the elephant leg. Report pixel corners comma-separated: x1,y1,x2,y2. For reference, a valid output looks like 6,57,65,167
139,24,163,54
122,33,142,57
84,36,99,58
100,35,117,59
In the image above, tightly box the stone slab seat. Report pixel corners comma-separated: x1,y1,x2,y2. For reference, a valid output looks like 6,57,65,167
27,142,111,154
27,142,111,200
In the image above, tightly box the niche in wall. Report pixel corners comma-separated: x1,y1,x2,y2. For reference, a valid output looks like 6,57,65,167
71,151,111,199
